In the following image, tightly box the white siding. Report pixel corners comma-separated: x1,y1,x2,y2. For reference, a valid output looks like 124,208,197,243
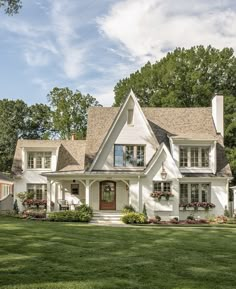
93,97,157,170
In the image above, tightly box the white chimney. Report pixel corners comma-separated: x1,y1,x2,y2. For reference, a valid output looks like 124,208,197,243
212,94,224,136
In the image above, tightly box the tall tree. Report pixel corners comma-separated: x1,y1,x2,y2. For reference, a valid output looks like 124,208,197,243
23,104,53,139
0,99,27,172
0,0,22,15
114,46,236,183
48,87,101,140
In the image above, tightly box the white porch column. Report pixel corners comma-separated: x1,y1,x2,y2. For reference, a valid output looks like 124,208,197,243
85,179,90,206
47,180,51,212
138,176,142,213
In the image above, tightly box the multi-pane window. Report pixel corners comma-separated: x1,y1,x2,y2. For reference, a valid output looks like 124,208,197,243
137,146,145,166
1,184,11,198
201,184,210,202
114,145,145,167
27,184,47,200
27,152,52,169
180,147,188,167
180,183,210,203
153,182,171,192
190,148,199,167
180,184,188,203
180,146,210,168
191,184,199,202
201,148,210,167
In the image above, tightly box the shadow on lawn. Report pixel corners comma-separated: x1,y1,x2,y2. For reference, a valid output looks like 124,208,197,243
0,217,235,289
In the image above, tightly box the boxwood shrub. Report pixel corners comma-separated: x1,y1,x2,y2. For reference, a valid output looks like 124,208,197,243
48,205,93,222
121,212,147,224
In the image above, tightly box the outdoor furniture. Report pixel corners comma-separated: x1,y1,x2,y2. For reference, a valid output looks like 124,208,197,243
57,199,69,211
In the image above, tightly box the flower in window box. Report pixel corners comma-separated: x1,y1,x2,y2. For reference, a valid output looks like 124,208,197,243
164,192,174,200
179,202,216,210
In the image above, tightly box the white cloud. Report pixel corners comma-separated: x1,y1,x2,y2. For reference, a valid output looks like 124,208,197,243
98,0,236,64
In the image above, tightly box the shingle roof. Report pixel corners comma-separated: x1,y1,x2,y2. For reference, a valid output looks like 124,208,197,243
12,140,86,174
12,106,232,177
85,107,231,177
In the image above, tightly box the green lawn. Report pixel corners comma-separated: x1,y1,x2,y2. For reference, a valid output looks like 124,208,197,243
0,217,236,289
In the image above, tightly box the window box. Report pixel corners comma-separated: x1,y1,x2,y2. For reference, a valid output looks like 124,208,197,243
179,202,216,211
151,191,174,201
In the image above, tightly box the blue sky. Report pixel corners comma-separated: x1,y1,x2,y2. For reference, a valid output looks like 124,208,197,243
0,0,236,106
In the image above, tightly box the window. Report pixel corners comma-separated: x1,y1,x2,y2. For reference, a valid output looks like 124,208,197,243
179,146,210,168
71,184,79,195
1,184,11,198
153,182,171,192
127,109,134,125
190,148,199,167
191,184,199,202
180,184,188,203
180,183,210,203
180,147,188,167
27,184,47,200
114,145,145,167
27,152,52,169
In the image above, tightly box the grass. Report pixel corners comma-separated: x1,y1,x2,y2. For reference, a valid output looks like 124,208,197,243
0,217,236,289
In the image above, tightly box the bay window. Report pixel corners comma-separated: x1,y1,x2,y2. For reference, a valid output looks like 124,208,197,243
180,146,210,168
114,145,145,167
27,152,52,169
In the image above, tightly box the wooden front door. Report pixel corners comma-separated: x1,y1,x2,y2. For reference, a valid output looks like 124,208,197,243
100,181,116,210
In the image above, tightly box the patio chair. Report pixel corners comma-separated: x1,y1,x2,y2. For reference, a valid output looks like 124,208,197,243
57,199,69,211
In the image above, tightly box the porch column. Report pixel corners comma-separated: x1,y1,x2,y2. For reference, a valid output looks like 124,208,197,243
85,179,90,206
47,180,51,212
138,176,142,213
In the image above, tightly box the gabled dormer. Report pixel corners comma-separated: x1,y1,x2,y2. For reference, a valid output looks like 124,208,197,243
90,90,158,171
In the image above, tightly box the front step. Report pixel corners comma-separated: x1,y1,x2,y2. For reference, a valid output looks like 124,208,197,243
91,210,123,224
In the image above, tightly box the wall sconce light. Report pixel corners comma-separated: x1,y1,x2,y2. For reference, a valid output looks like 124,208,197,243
161,162,167,180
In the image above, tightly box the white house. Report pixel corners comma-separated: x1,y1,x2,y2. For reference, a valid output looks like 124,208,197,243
12,91,232,220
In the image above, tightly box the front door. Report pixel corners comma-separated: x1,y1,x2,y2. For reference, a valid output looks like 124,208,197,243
100,181,116,210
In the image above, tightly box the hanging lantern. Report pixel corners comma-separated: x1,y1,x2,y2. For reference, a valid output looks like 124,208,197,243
161,162,167,180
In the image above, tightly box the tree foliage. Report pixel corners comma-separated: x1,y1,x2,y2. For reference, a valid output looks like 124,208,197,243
0,0,22,15
114,46,236,183
48,87,101,140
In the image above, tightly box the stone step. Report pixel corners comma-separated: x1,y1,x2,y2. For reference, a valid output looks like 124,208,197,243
91,210,123,224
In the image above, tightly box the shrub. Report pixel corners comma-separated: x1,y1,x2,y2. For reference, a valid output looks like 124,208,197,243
13,199,19,214
186,214,194,220
48,210,92,222
122,205,136,214
75,204,93,216
121,212,146,224
143,203,148,218
170,218,179,224
155,215,161,221
224,208,230,218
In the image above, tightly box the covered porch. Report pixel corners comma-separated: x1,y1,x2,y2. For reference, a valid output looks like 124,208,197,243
46,175,137,213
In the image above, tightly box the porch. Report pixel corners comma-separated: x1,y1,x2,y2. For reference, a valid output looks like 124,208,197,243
46,178,132,213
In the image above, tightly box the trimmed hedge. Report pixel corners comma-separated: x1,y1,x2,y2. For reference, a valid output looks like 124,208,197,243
121,212,147,224
48,205,93,222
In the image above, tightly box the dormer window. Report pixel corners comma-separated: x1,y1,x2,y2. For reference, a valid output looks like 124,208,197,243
114,145,145,167
27,152,52,169
180,146,210,168
127,109,134,125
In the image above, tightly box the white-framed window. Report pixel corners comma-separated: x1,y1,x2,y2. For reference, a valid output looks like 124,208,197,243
1,184,11,198
114,145,145,167
180,183,210,203
153,181,171,192
27,184,47,200
27,152,52,169
179,146,210,168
